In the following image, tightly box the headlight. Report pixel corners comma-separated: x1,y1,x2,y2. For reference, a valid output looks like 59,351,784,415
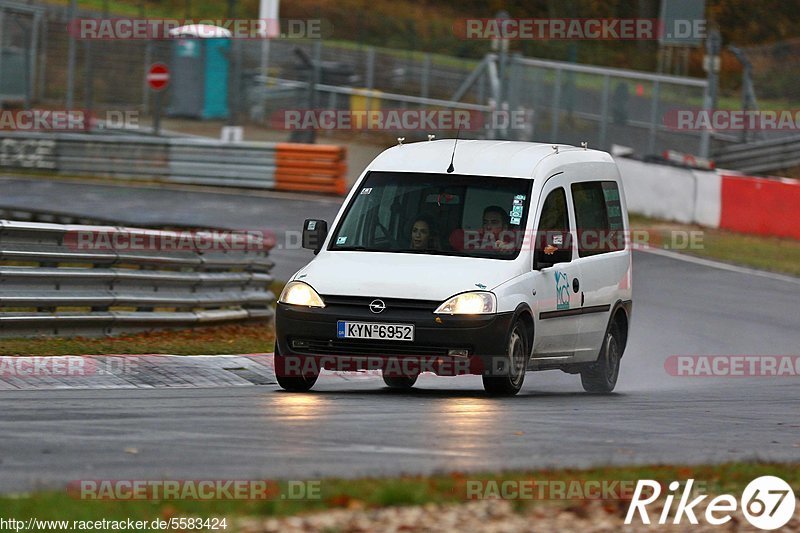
435,291,496,315
279,281,325,308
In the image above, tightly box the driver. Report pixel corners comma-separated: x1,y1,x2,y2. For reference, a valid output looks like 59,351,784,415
409,215,438,250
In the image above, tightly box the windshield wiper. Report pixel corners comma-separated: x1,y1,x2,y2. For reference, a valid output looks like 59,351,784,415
394,248,447,255
334,246,375,251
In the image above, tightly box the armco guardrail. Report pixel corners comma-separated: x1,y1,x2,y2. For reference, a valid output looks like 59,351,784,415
0,132,348,195
0,220,275,337
713,134,800,174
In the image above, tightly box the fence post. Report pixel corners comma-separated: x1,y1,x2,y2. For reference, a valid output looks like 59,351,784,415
647,80,660,155
66,0,76,109
599,74,610,150
0,9,4,84
37,10,46,102
28,9,40,108
420,53,430,99
83,40,93,112
142,42,152,113
550,68,562,142
365,46,375,114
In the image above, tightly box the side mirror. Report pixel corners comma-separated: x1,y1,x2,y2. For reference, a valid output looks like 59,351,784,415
302,219,328,254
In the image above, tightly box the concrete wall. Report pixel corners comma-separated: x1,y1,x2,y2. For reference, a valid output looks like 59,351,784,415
614,157,721,228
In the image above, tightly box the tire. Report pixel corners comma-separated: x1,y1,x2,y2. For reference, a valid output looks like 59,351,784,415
274,343,319,392
382,372,418,389
482,321,528,396
580,322,622,393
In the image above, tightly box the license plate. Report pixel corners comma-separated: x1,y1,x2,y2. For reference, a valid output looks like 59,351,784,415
336,321,414,341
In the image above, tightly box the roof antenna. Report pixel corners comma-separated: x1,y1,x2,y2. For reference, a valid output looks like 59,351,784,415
446,128,461,173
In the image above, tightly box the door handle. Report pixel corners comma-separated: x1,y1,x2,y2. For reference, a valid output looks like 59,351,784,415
581,291,585,306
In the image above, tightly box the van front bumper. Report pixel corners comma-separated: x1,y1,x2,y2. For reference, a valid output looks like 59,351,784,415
275,301,515,377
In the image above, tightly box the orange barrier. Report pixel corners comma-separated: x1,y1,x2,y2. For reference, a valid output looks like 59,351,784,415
275,143,348,195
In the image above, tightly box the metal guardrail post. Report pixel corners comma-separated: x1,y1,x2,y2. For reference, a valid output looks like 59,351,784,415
699,83,712,159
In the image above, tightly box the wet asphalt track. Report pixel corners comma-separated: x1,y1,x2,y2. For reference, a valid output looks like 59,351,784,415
0,177,799,493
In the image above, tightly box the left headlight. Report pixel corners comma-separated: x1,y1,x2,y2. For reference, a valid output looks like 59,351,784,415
279,281,325,308
435,291,496,315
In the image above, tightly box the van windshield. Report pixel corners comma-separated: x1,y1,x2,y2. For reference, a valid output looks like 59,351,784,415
329,172,533,259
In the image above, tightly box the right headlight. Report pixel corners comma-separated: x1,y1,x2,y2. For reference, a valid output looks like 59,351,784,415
435,291,496,315
278,281,325,308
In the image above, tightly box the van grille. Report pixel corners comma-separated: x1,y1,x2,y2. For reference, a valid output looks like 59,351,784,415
291,339,450,357
320,295,440,313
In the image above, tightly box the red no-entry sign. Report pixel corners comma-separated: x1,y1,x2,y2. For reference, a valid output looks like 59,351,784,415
147,63,170,91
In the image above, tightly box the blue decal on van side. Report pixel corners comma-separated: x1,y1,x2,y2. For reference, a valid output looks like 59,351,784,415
555,271,571,310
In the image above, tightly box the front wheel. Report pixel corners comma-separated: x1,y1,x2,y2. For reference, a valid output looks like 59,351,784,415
580,323,622,393
274,344,319,392
482,321,528,396
382,372,418,389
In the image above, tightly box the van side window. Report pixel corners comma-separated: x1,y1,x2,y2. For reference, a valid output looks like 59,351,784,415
534,187,572,266
571,181,626,257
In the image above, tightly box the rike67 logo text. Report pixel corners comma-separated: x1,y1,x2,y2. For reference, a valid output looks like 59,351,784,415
626,476,796,530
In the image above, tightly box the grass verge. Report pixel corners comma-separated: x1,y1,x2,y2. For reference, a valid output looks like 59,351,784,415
0,463,796,522
0,323,274,357
629,213,800,277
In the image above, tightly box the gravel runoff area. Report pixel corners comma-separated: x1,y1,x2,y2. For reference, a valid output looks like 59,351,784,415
232,497,800,532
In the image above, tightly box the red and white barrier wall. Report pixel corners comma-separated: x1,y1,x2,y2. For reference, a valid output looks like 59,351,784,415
614,158,800,240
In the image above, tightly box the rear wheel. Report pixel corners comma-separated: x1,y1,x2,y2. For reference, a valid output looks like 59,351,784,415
274,343,319,392
382,372,418,389
482,321,528,396
580,323,621,393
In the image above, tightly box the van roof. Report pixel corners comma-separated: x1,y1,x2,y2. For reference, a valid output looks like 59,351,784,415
366,139,612,179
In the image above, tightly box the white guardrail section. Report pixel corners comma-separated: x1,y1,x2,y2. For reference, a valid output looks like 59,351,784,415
713,133,800,174
0,221,275,337
0,131,348,194
0,132,279,188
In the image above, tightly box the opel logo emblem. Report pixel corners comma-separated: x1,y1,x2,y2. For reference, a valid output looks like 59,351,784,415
369,299,386,314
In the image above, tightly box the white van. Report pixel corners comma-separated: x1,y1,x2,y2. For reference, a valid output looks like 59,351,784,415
275,140,632,395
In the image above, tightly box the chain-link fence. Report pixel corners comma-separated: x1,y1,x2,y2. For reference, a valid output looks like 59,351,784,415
506,55,709,155
5,0,721,159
